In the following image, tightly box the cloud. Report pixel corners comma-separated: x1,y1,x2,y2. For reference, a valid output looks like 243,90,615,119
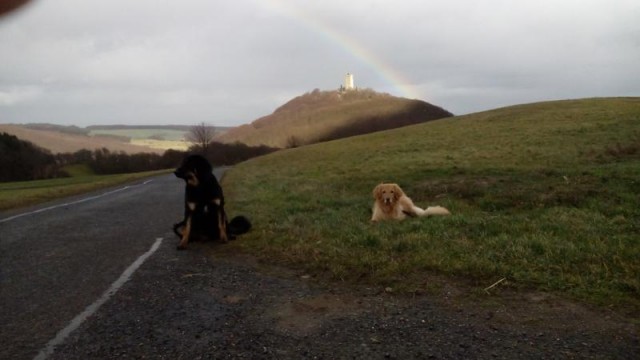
0,86,42,106
0,0,638,126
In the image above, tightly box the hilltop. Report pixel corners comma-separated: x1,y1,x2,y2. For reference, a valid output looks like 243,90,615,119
214,88,453,148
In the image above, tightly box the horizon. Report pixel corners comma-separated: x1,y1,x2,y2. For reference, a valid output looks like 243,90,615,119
1,1,638,127
4,95,637,129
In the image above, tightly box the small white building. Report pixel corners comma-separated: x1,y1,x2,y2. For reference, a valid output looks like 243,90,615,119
343,73,354,90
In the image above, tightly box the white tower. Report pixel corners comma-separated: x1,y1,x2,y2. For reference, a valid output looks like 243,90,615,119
344,73,354,90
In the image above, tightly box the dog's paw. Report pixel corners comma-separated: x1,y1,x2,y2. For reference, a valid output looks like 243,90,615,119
176,245,187,251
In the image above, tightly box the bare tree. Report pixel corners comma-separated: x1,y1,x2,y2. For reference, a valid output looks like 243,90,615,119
187,122,216,153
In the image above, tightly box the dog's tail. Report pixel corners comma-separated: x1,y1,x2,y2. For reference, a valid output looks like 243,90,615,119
423,206,451,216
228,215,252,236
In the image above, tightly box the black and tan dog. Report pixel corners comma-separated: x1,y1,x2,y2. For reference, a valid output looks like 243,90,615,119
173,154,251,250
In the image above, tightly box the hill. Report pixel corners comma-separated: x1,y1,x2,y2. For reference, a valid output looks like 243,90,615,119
215,88,453,148
0,124,164,154
222,97,640,309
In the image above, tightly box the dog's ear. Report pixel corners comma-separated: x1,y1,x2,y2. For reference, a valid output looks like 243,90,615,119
392,184,404,200
373,184,383,199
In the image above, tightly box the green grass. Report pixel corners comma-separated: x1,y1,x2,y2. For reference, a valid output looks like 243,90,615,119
61,163,95,177
222,97,640,309
0,169,170,211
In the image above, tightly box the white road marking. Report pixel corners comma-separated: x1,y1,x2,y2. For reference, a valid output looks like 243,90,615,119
0,180,153,224
33,237,164,360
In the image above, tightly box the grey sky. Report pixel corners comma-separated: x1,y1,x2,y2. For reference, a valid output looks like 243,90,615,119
0,0,638,127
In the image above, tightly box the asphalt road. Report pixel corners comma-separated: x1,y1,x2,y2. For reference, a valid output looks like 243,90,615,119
0,173,186,359
1,171,638,359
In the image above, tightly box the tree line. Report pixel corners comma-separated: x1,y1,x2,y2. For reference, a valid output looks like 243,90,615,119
1,132,277,182
0,132,61,181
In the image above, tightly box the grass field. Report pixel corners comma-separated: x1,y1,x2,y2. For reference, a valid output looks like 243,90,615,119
88,128,192,151
130,138,192,151
0,169,170,212
88,128,188,141
222,97,640,309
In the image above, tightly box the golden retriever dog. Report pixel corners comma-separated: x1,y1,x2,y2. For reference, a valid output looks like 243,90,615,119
371,183,450,222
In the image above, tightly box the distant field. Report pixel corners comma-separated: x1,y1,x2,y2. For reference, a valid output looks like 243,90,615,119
88,128,188,141
0,124,193,152
0,124,161,154
222,97,640,310
130,139,192,151
88,128,194,151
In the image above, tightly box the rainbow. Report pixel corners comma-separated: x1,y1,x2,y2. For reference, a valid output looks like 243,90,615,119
263,0,422,99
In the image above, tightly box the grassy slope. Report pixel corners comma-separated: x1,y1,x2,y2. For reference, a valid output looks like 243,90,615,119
0,169,170,212
222,98,640,308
